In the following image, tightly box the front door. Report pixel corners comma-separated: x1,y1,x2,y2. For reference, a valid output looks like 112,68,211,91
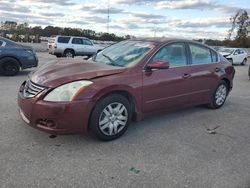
142,42,192,113
83,39,96,54
72,38,85,55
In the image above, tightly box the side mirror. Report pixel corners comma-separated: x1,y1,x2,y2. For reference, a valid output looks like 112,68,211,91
147,60,169,70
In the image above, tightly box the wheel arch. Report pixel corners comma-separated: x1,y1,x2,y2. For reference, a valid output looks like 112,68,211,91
88,88,140,130
221,77,231,91
64,48,75,55
0,56,22,67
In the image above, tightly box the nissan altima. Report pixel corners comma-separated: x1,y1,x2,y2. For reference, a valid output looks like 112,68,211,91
18,38,235,141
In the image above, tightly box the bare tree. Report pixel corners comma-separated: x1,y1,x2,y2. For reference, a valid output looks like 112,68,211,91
228,9,249,40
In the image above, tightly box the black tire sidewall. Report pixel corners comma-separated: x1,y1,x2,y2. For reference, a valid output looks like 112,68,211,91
64,50,74,58
90,94,132,141
0,57,20,76
211,80,229,109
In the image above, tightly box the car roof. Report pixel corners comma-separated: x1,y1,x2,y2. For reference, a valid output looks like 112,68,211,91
56,35,89,39
130,37,214,50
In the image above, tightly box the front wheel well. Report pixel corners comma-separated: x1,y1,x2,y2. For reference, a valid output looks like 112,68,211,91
221,78,231,91
0,56,22,67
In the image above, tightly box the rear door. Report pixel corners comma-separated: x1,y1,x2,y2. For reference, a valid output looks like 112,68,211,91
142,42,192,113
187,43,221,104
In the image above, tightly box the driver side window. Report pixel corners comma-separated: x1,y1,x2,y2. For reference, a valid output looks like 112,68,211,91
234,49,240,55
151,43,187,67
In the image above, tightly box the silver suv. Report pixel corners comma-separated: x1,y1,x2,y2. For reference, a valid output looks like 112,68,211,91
48,36,103,58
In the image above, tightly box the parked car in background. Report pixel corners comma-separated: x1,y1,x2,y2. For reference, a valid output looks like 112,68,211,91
18,38,235,141
219,48,248,65
0,37,38,76
48,35,104,58
47,35,56,50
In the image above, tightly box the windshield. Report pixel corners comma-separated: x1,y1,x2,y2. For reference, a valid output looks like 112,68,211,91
92,40,157,67
219,48,234,53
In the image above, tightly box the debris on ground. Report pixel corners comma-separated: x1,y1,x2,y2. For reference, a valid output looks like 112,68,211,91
206,126,220,135
129,167,140,174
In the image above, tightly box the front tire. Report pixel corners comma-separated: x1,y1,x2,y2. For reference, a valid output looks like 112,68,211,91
241,58,247,66
0,57,20,76
227,59,233,64
90,94,132,141
208,80,229,109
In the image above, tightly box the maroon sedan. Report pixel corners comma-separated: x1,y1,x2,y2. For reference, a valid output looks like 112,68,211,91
18,38,235,140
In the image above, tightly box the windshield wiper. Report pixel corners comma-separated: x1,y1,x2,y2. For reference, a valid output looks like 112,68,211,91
102,54,116,64
102,54,123,67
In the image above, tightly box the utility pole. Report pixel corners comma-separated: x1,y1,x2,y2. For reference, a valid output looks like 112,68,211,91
107,0,110,33
154,24,157,37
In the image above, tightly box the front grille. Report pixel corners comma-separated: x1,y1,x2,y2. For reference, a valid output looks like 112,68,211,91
23,80,46,98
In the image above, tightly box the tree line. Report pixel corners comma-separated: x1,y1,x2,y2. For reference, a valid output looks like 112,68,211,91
0,21,133,42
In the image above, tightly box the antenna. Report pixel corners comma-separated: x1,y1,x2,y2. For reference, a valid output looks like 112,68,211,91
107,0,110,33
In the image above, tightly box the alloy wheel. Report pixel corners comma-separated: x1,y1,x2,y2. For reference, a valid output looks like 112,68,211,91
215,84,227,106
98,102,128,136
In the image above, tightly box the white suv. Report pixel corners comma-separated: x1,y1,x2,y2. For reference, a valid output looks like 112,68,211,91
219,48,248,65
48,36,103,58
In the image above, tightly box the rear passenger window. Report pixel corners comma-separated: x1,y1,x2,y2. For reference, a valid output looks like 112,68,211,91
189,44,212,65
0,40,3,46
151,43,187,67
239,50,244,54
57,37,70,44
72,38,83,45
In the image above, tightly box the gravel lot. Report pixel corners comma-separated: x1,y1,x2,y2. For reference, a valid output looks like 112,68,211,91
1,53,250,188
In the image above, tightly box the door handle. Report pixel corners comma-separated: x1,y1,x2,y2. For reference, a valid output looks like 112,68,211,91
215,67,220,72
183,73,191,79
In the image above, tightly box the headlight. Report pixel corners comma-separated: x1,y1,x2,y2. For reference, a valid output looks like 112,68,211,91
44,80,93,102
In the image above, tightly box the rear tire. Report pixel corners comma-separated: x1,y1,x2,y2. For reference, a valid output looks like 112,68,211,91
208,80,229,109
89,94,132,141
0,57,20,76
63,50,74,58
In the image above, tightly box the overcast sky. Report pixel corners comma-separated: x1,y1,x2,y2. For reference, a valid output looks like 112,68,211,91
0,0,249,39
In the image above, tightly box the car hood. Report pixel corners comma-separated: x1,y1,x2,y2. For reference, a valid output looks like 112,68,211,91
29,59,126,88
220,52,231,56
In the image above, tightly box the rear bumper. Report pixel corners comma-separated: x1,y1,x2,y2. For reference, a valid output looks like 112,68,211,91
48,48,62,56
18,90,94,135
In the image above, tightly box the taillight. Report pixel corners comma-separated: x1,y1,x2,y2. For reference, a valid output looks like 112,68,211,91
54,43,57,48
